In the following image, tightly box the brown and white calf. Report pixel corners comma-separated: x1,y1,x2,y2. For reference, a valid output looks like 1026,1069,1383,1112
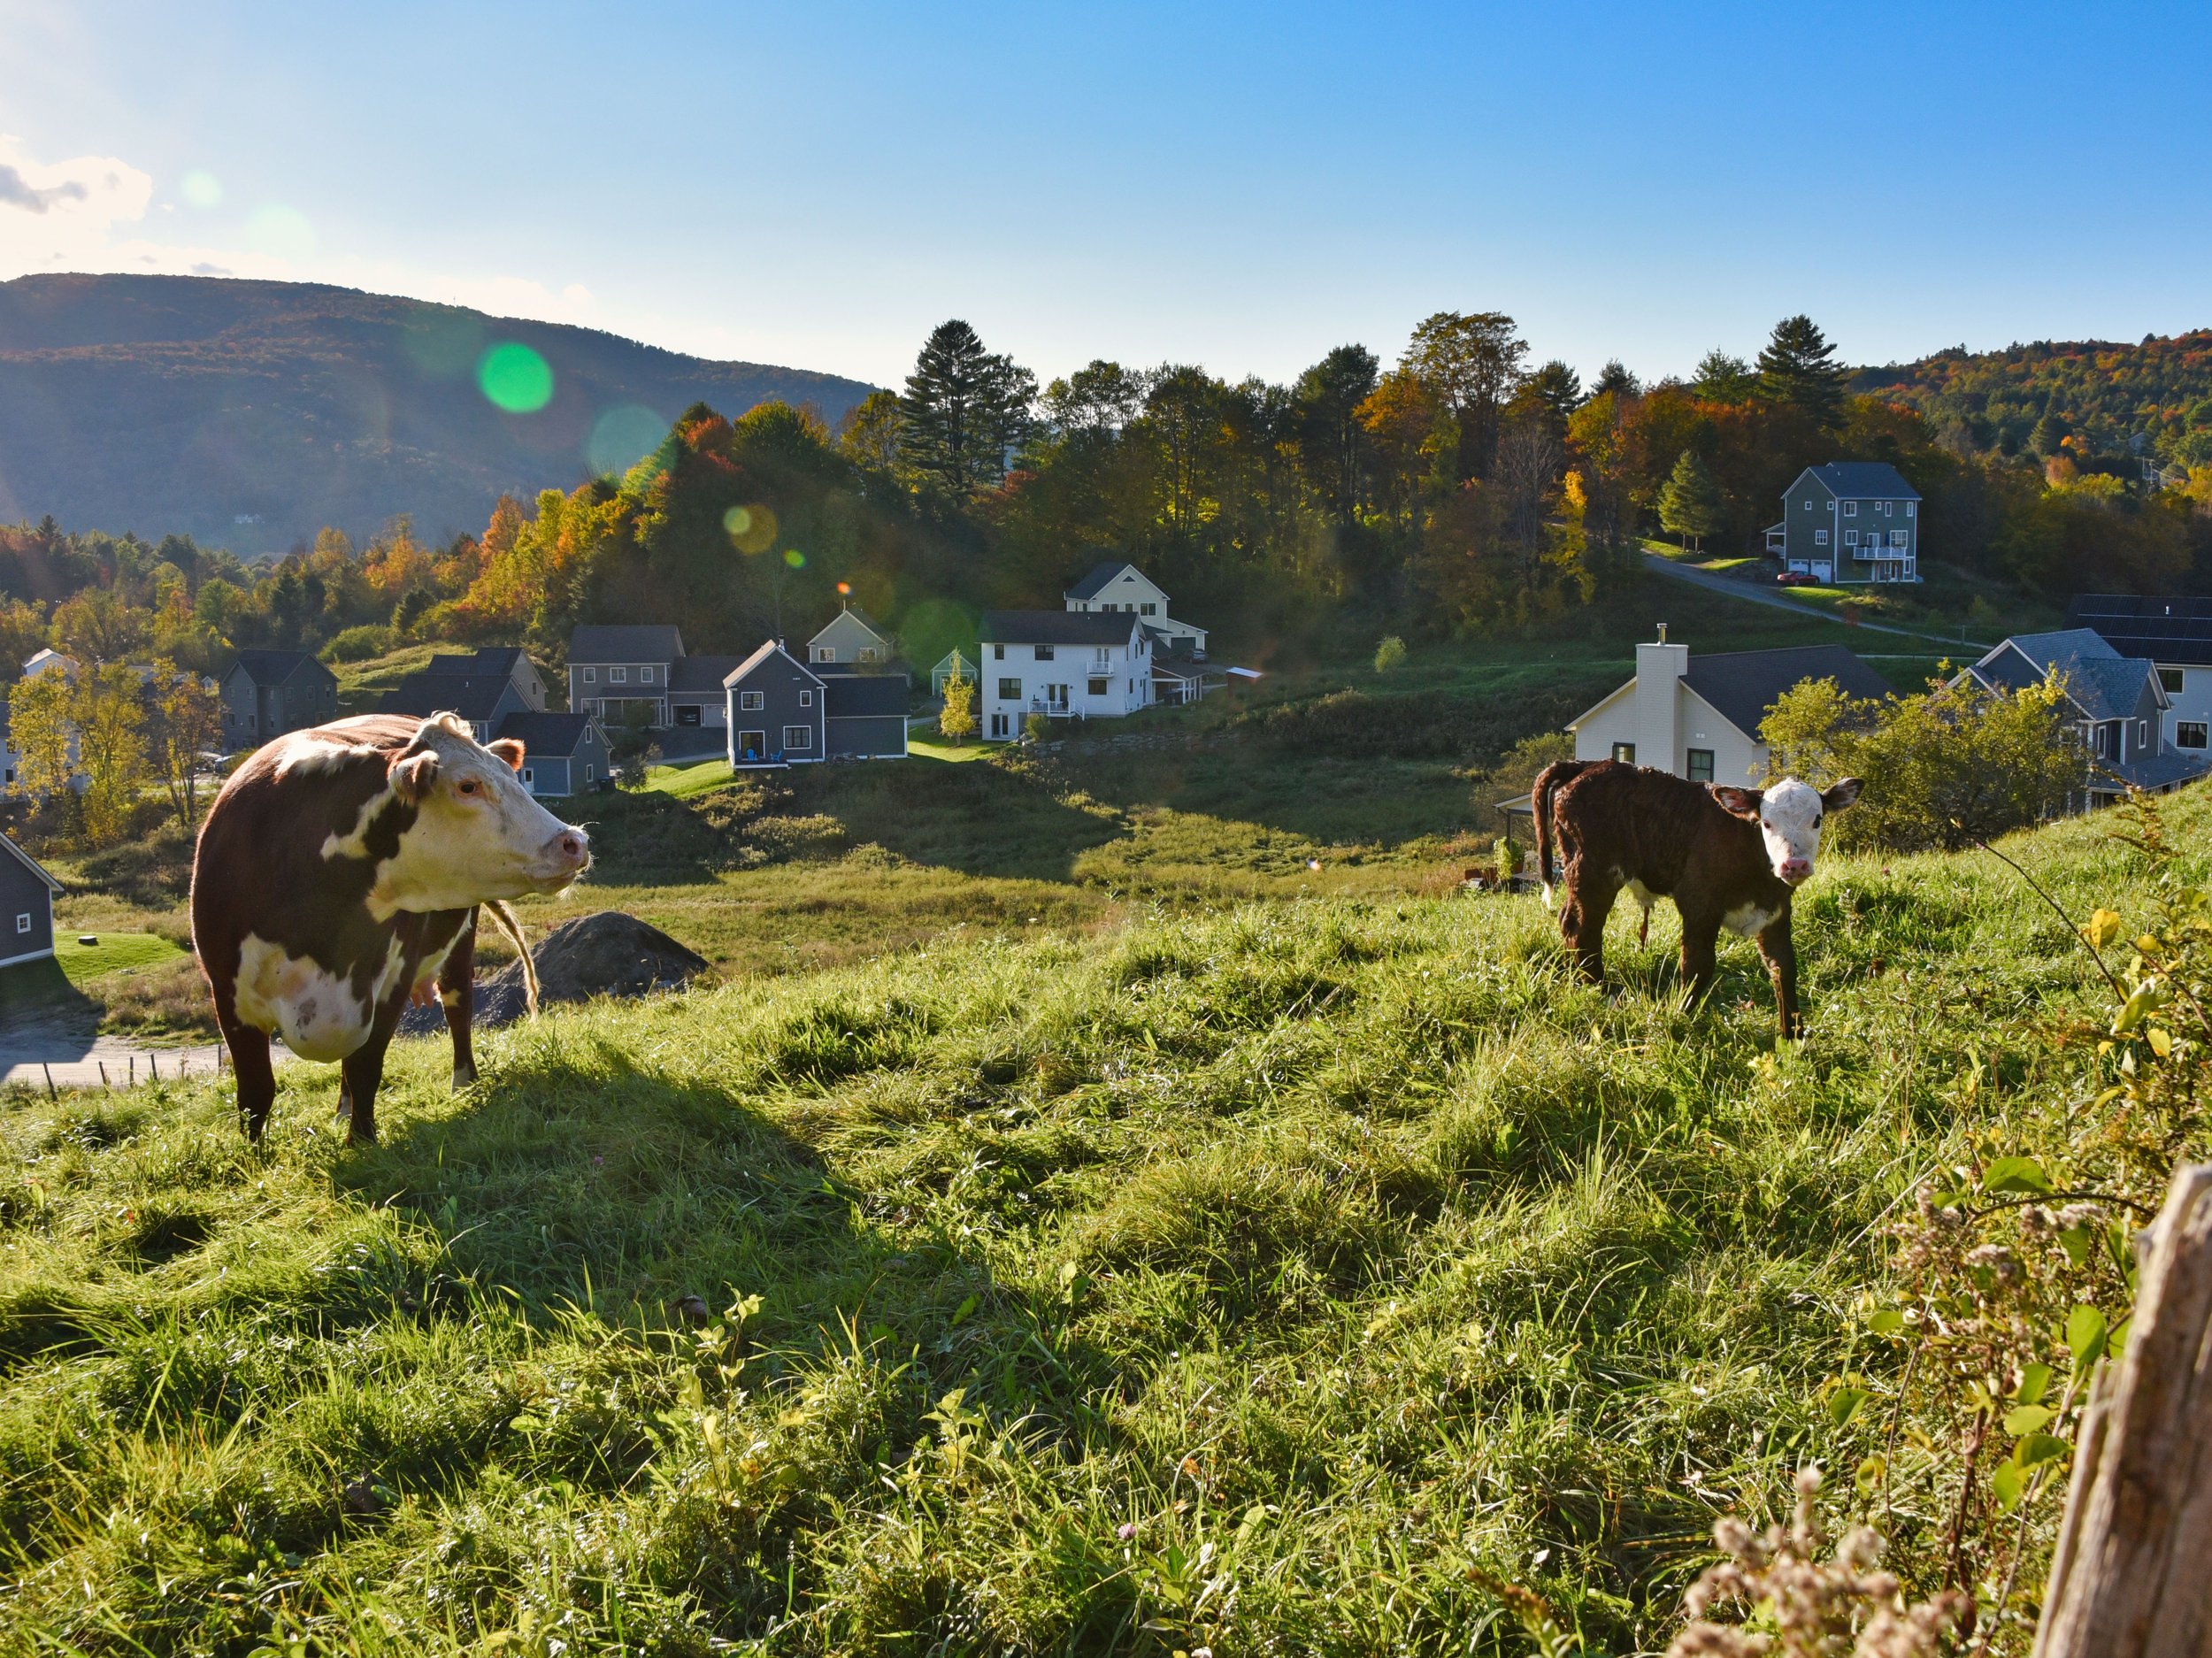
1531,759,1861,1037
190,712,590,1144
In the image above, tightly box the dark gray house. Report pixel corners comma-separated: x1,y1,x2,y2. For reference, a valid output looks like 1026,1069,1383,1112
0,833,62,969
425,647,548,711
1766,462,1922,586
1955,629,2211,807
722,641,910,767
380,671,533,743
669,655,749,734
221,649,339,749
2068,595,2212,759
567,625,685,729
495,712,611,798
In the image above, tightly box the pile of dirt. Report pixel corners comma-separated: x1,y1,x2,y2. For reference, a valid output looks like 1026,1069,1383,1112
397,911,709,1034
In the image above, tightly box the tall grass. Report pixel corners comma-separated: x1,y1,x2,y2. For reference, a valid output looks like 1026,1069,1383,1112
0,791,2199,1654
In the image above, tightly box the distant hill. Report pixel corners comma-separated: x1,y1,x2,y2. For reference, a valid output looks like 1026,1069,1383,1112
0,274,878,556
1853,330,2212,465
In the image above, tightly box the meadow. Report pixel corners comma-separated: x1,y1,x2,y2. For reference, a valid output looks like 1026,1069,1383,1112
1,761,2198,1653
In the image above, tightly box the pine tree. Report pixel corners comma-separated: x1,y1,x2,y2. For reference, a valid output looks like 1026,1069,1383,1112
1755,315,1848,428
898,320,1036,495
1658,449,1727,552
1693,349,1757,403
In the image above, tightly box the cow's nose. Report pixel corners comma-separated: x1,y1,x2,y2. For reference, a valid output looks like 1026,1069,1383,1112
1779,856,1811,882
555,829,589,868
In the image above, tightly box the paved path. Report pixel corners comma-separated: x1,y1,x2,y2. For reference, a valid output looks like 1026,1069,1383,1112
0,1020,299,1092
1639,553,1991,650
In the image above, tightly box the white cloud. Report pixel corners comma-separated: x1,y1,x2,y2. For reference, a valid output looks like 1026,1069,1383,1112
0,134,152,267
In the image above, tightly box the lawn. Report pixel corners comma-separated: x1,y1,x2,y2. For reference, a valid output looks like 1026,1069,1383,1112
53,930,186,988
1,783,2199,1652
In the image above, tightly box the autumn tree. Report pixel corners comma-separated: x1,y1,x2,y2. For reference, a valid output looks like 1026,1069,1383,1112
3,670,74,799
1658,449,1727,551
150,658,222,827
1402,311,1527,481
899,320,1037,495
836,390,905,475
1756,315,1849,430
938,662,977,746
72,663,150,845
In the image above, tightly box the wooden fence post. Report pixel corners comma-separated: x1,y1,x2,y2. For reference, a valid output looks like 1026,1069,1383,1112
2033,1163,2212,1656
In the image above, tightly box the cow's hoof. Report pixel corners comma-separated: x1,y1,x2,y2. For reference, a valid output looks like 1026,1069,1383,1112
451,1066,477,1091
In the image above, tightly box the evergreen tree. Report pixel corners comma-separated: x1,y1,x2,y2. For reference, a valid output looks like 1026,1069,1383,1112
1293,344,1379,522
1657,449,1726,552
1693,349,1758,403
898,320,1036,495
1755,315,1848,428
937,663,977,746
1591,360,1641,399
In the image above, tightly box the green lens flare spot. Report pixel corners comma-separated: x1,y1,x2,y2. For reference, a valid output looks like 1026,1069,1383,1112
478,342,555,414
723,506,751,536
783,549,806,569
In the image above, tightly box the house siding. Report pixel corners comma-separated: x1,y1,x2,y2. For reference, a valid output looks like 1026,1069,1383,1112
825,714,907,758
725,653,825,766
979,629,1152,738
1777,470,1919,586
221,659,338,748
808,611,896,665
0,852,56,967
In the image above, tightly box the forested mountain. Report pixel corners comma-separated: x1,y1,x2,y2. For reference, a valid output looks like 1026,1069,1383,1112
0,275,875,556
1854,331,2212,469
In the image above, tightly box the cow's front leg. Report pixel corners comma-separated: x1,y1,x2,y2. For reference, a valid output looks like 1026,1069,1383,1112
1757,916,1800,1040
339,1033,395,1148
441,912,479,1090
1562,864,1617,985
1678,913,1721,1008
217,1003,277,1142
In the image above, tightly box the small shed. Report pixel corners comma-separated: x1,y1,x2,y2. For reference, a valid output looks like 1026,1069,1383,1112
931,649,978,696
0,833,63,968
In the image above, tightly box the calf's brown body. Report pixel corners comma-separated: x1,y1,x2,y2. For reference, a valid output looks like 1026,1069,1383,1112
1533,759,1813,1036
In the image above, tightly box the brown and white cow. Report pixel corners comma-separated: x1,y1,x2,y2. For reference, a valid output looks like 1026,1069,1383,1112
1532,758,1861,1037
190,712,590,1144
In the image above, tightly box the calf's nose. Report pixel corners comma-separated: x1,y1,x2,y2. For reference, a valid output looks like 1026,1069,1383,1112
1779,856,1811,881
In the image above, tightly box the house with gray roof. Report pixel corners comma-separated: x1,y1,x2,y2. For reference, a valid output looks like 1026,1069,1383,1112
1064,560,1208,657
0,833,63,969
425,647,547,711
806,605,898,668
979,610,1154,739
494,712,611,797
221,649,338,749
722,641,910,768
567,625,686,730
1568,631,1893,787
1765,462,1923,586
380,671,534,744
1954,630,2211,805
2067,595,2212,760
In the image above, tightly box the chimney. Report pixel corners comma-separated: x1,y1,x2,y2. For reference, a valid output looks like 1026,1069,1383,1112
1634,626,1689,775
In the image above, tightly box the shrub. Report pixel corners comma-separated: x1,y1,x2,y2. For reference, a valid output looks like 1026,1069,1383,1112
320,626,394,664
1373,634,1408,674
1023,711,1049,741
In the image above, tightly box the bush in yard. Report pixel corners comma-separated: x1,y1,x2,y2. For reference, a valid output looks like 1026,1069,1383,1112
1373,634,1408,674
319,625,395,664
1023,710,1049,741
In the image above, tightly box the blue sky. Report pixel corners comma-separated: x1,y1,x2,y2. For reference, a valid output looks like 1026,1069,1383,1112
3,0,2207,390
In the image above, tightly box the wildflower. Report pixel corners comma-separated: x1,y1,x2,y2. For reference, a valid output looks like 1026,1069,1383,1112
1964,1242,2024,1290
1118,1522,1136,1540
2057,1201,2102,1230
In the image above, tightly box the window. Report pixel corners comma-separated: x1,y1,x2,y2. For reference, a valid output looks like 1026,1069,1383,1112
739,689,764,711
582,667,596,683
1814,529,1828,546
2160,667,2185,694
738,730,767,760
1803,499,1814,511
585,764,595,782
1686,748,1715,783
14,912,27,935
990,712,1010,739
1611,742,1635,764
640,665,655,683
998,678,1021,700
858,648,880,663
2095,725,2110,756
521,767,534,787
1094,647,1112,664
1087,676,1110,695
813,646,835,663
1907,503,1916,518
798,689,812,707
1882,501,1893,515
1890,529,1907,547
1844,501,1857,516
2177,721,2208,749
1034,645,1055,661
992,644,1005,660
1141,603,1157,615
1844,529,1860,547
2139,719,2150,749
611,666,626,684
784,724,813,751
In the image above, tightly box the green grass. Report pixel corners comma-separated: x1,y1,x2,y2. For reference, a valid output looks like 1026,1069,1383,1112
52,931,186,987
2,785,2201,1653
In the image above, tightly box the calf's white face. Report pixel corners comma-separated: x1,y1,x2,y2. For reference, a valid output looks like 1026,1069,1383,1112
1711,775,1862,886
335,714,592,915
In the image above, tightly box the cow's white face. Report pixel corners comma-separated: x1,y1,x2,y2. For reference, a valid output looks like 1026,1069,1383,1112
361,715,591,914
1710,775,1862,886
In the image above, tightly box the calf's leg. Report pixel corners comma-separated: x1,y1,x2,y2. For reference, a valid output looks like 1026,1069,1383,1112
1757,917,1800,1040
1678,913,1721,1008
1561,864,1618,985
441,914,479,1089
217,1004,277,1142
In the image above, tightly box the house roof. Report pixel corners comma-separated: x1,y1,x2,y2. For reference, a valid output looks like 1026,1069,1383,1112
429,646,534,680
825,675,910,718
2105,748,2212,793
568,625,684,663
1802,462,1920,501
809,604,895,644
1064,560,1148,602
493,710,600,757
812,657,913,684
669,654,749,694
979,610,1142,646
0,832,63,894
1679,645,1893,739
721,639,825,688
380,672,516,723
230,649,330,686
1977,631,2152,721
2068,594,2212,669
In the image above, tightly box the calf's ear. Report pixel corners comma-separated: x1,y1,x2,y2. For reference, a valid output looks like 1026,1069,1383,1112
1822,777,1863,810
388,749,441,803
488,738,526,772
1708,784,1763,819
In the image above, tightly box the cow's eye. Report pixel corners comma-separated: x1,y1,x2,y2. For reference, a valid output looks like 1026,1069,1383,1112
457,779,480,797
1813,813,1823,827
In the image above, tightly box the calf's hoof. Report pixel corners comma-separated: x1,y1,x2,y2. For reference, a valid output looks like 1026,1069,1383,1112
451,1064,478,1091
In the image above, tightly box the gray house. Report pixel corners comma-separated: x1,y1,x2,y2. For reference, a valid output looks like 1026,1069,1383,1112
425,647,548,711
806,605,898,667
568,625,685,729
722,641,910,767
1766,462,1922,585
380,670,533,743
0,833,62,969
221,649,339,749
1954,629,2212,807
495,712,611,798
2068,595,2212,759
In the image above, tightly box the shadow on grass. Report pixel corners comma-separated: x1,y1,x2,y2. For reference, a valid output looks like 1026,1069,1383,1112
0,956,100,1033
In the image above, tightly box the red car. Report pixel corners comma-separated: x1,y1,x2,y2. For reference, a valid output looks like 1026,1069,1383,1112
1775,571,1821,587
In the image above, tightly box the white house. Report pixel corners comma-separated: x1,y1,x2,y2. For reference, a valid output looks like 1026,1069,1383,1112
1568,630,1892,785
1064,561,1206,658
979,610,1152,739
2069,595,2212,760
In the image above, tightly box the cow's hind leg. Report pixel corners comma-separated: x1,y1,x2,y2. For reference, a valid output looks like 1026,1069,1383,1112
1757,917,1801,1040
1561,864,1619,986
339,1033,396,1148
441,914,479,1090
217,1006,276,1142
1678,910,1722,1009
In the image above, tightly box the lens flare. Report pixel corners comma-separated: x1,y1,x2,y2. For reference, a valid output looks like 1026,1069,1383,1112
587,403,666,475
783,549,806,569
245,204,316,259
477,342,555,414
725,504,776,554
836,581,851,595
180,170,222,208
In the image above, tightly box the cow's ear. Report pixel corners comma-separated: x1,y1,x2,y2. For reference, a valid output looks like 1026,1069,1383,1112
488,738,526,772
1822,777,1863,810
388,749,441,803
1708,784,1763,819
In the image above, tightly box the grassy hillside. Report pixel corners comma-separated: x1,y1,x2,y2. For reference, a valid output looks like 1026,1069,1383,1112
3,779,2201,1653
0,274,876,554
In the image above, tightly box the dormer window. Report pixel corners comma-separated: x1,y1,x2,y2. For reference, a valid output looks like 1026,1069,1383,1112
640,665,655,683
611,666,626,684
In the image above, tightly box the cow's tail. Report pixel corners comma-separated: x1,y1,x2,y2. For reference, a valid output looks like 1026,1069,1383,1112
1531,759,1587,908
482,901,540,1017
